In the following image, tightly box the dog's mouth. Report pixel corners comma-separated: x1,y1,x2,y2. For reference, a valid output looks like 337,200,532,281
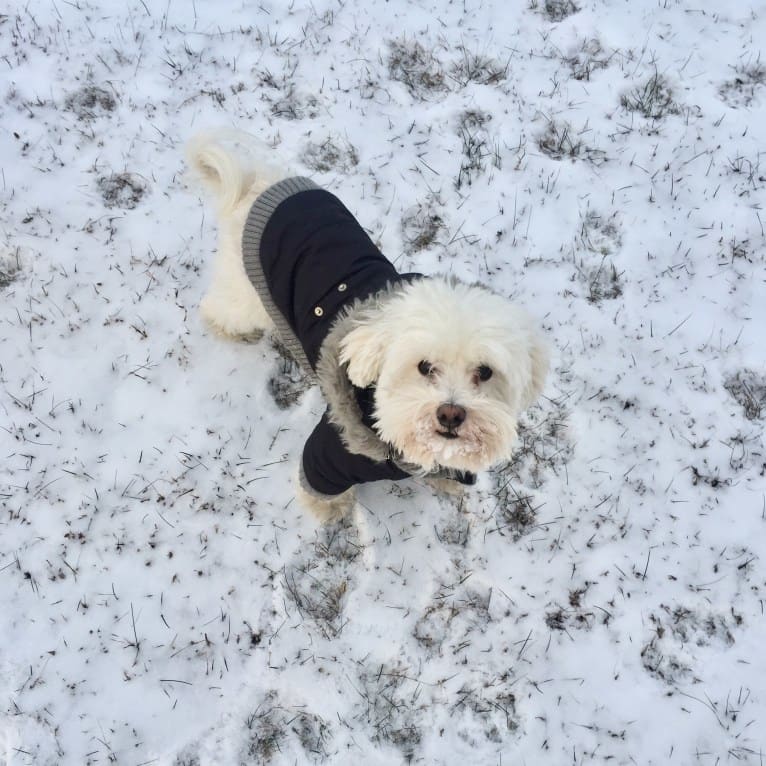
436,430,460,440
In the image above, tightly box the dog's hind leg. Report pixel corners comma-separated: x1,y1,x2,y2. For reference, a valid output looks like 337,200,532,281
199,204,274,338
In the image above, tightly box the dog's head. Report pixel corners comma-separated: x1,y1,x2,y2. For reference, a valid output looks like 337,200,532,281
338,278,548,474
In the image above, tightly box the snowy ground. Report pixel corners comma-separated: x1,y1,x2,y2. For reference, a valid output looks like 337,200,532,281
1,0,766,763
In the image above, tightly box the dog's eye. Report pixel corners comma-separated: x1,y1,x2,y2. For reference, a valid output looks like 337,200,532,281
418,360,434,377
477,365,493,382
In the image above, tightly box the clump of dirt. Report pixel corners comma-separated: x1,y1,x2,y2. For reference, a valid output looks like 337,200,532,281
65,84,117,119
268,340,312,409
533,0,579,22
98,173,146,209
301,136,359,173
719,61,766,108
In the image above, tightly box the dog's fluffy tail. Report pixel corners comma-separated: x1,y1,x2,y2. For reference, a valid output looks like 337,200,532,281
185,129,282,213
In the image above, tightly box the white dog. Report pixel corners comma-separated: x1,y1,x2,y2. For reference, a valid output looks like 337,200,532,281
187,130,548,521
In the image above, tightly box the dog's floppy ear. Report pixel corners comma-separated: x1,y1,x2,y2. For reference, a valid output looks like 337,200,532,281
521,330,550,408
338,320,390,387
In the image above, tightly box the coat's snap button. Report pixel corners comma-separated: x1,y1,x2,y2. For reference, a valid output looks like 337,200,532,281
314,306,324,317
337,282,347,292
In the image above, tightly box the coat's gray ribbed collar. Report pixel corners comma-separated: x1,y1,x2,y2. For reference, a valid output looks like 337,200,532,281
241,176,320,380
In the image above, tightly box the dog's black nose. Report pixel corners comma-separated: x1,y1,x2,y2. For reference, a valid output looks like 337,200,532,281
437,403,467,429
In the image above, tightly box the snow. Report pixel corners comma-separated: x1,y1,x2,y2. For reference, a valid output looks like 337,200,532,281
1,0,765,763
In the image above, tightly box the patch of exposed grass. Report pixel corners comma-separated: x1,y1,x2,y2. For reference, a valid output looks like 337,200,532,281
434,515,471,547
724,369,766,421
388,38,448,100
492,487,540,541
244,696,286,763
290,710,332,761
621,71,679,119
401,197,446,251
579,209,622,256
532,0,579,22
456,109,500,189
538,119,606,164
172,748,201,766
450,45,508,86
272,89,319,121
64,84,116,119
719,59,766,107
301,135,359,173
413,581,491,651
258,66,320,120
545,603,597,634
641,605,737,686
282,518,362,639
500,401,572,489
353,663,423,758
577,256,624,304
453,681,519,742
726,154,763,195
565,38,612,81
0,248,22,288
284,566,348,638
98,172,147,209
243,693,332,763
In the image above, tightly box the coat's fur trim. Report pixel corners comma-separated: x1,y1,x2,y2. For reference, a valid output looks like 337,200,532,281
314,283,416,463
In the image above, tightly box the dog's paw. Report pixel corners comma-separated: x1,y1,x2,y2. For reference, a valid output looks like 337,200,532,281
200,288,273,339
295,474,356,523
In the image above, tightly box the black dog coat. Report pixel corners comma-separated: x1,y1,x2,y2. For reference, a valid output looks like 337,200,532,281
241,177,474,498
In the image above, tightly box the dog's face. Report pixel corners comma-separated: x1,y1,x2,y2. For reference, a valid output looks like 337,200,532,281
339,279,548,474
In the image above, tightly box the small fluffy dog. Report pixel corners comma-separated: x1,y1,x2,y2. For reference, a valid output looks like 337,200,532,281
187,130,548,521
